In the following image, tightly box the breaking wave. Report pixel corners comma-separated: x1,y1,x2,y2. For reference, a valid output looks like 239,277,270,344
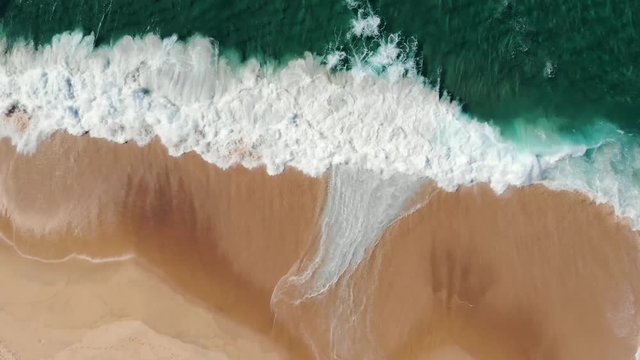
1,24,638,230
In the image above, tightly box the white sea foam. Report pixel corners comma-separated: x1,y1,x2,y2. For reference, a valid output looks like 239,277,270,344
0,31,637,230
0,32,548,184
272,165,423,358
1,16,639,360
274,166,423,301
0,232,134,264
350,10,381,38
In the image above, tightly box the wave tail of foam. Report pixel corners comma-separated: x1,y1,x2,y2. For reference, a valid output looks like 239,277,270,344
273,165,423,303
271,164,424,359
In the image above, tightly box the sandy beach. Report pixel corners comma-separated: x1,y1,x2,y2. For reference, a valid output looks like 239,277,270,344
0,133,639,359
0,241,288,359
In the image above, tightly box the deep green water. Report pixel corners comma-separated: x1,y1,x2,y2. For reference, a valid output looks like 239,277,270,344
0,0,352,63
0,0,638,136
374,0,640,134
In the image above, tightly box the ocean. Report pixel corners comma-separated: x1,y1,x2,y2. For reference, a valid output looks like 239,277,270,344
0,1,639,359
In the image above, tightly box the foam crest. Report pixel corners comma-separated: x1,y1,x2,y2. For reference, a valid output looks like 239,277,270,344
1,31,639,231
0,32,552,182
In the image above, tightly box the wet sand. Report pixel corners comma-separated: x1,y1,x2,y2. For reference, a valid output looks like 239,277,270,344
369,185,640,359
0,132,639,359
0,133,326,359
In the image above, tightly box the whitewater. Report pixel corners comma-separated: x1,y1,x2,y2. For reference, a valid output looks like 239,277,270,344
0,24,637,226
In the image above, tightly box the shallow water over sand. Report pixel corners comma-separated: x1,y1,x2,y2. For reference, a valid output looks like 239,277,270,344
0,133,639,359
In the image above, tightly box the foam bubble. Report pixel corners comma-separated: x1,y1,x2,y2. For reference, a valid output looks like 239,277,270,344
350,10,381,37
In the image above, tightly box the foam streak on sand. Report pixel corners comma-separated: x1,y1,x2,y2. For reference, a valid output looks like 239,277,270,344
274,166,423,300
0,232,134,264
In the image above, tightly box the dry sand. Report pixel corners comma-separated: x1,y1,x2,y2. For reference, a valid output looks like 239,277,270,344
0,132,639,359
0,243,287,359
0,236,294,360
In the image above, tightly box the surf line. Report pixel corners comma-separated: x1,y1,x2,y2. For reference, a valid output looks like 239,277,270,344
0,227,135,264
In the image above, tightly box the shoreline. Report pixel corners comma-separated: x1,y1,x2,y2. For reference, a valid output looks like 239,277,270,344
0,133,639,359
